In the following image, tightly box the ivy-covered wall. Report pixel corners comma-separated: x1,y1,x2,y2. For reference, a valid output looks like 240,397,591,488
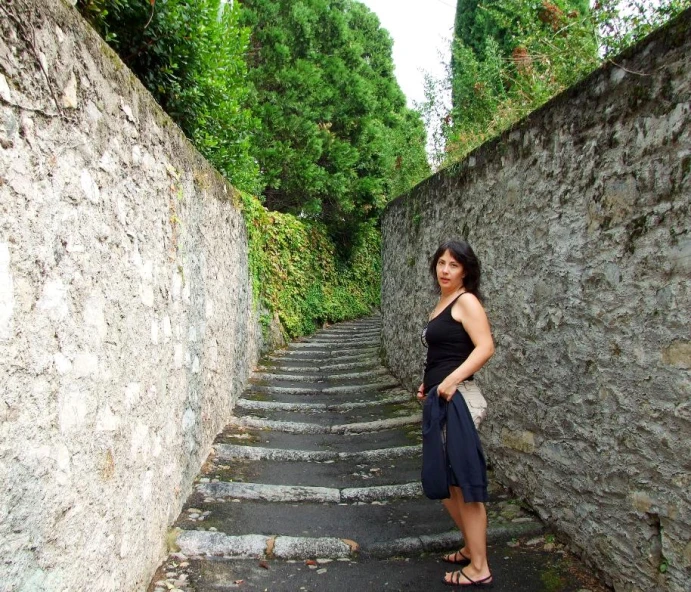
241,192,380,342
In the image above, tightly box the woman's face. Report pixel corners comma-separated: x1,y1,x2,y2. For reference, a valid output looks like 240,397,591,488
436,250,464,292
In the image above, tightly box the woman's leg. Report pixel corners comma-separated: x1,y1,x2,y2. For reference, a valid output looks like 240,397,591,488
442,487,469,560
443,486,492,584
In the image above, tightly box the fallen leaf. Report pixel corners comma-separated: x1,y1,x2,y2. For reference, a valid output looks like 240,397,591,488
259,560,269,569
305,559,317,566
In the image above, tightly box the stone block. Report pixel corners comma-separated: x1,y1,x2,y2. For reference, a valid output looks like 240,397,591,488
662,342,691,369
500,429,536,454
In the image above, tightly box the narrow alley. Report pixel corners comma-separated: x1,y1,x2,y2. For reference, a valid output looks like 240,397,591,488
149,316,606,592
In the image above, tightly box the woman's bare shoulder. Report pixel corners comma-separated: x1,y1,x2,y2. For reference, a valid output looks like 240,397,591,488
452,292,486,320
457,292,483,308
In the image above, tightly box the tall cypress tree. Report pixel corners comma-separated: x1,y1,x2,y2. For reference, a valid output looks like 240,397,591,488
239,0,429,248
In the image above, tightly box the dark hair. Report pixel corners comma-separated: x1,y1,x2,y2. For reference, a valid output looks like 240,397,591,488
429,240,483,300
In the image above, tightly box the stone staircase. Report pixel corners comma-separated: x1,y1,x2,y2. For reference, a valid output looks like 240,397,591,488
148,315,548,591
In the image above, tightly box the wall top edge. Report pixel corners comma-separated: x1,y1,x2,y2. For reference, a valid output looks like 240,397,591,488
383,6,691,216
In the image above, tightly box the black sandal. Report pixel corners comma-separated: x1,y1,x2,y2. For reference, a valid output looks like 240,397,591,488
442,569,494,588
442,550,471,566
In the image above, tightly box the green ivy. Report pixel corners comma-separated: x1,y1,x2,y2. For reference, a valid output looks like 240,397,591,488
421,0,691,167
240,192,380,339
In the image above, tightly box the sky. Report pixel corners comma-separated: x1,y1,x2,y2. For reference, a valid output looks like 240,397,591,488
357,0,456,108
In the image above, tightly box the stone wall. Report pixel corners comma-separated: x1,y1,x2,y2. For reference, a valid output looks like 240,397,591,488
0,1,262,590
381,10,690,592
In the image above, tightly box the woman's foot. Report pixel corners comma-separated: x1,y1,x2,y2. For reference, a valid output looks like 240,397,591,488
442,568,493,587
442,549,471,565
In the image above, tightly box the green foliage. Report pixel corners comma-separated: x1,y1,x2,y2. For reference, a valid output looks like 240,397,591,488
77,0,400,337
240,192,380,339
445,0,597,161
424,0,690,167
239,0,429,249
593,0,691,56
77,0,261,194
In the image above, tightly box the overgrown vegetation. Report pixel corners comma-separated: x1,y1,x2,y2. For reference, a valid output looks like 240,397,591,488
241,193,380,338
77,0,408,338
422,0,691,167
239,0,429,252
78,0,262,193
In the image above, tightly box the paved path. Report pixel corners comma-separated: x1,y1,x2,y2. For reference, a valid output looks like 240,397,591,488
148,316,607,592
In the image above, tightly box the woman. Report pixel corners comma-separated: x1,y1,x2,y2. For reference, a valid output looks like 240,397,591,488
417,239,495,587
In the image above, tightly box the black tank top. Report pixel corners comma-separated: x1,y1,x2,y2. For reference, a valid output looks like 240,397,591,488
422,293,475,390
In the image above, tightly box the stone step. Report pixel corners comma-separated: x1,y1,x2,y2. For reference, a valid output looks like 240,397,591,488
314,328,381,338
228,413,421,435
320,319,380,329
272,346,379,359
249,374,398,391
172,494,543,559
173,531,357,560
285,343,379,354
266,349,379,364
320,317,381,332
171,517,543,564
313,329,380,338
214,425,421,453
249,378,400,396
259,358,381,372
233,400,418,427
240,386,414,406
292,329,379,339
291,338,379,349
195,481,423,504
234,390,412,413
251,366,390,383
174,497,457,548
304,329,381,343
205,449,423,488
213,443,421,463
158,530,606,592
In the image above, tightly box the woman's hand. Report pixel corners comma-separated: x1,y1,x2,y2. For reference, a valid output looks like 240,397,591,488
416,383,426,402
436,377,458,402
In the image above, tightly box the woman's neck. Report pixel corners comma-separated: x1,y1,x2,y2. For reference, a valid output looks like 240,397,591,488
440,285,464,299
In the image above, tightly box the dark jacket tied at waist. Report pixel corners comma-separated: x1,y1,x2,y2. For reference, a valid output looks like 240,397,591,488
421,386,488,503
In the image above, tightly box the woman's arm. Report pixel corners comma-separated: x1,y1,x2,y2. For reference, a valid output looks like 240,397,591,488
436,294,495,401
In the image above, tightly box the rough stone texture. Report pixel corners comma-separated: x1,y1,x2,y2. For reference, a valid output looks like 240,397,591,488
0,1,261,590
176,532,269,559
271,536,354,560
381,10,691,592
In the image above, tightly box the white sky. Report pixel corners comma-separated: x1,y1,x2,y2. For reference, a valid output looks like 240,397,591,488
357,0,456,108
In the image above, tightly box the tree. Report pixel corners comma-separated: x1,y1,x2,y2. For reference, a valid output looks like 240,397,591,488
239,0,429,248
451,0,593,114
437,0,691,164
77,0,261,193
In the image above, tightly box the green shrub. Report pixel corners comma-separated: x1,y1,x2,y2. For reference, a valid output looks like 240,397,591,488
240,192,380,339
422,0,691,167
77,0,261,194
